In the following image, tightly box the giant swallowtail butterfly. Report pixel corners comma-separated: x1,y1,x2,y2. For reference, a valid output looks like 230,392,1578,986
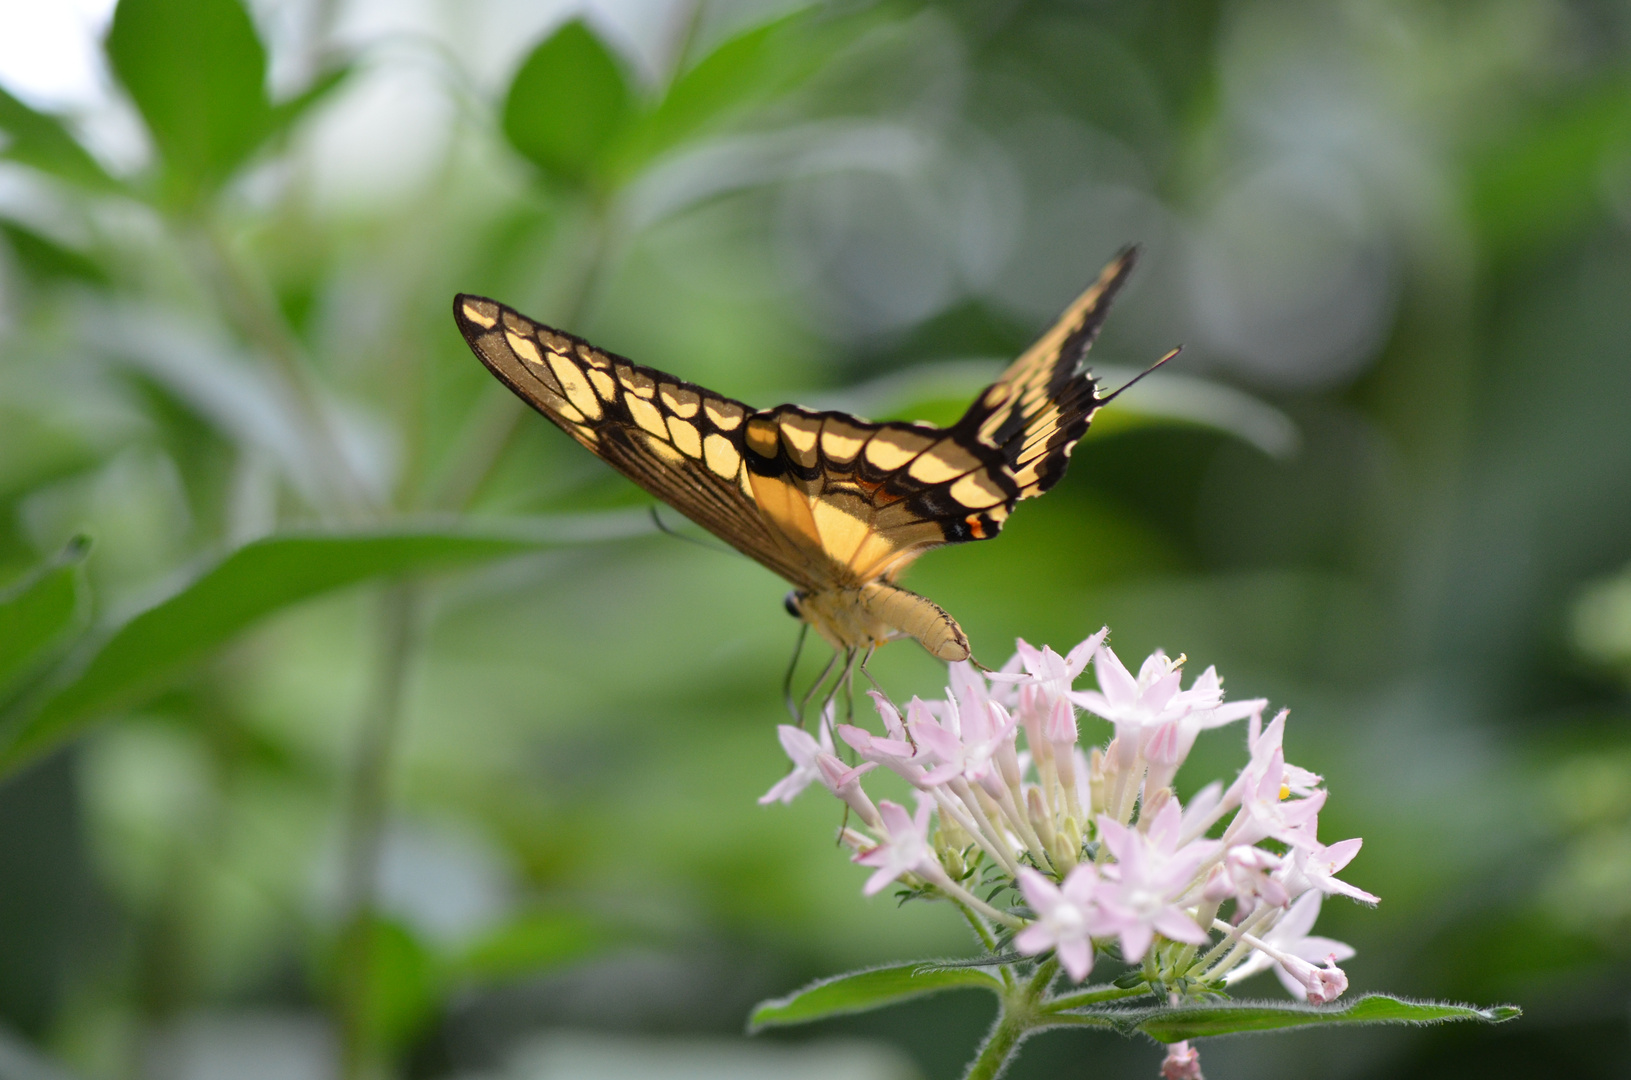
454,247,1158,667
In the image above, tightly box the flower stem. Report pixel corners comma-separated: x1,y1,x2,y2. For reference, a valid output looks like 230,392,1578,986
962,959,1057,1080
336,582,421,1080
1043,984,1151,1011
963,1007,1026,1080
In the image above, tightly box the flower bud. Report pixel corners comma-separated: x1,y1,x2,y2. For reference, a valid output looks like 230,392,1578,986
1160,1040,1203,1080
1282,954,1349,1004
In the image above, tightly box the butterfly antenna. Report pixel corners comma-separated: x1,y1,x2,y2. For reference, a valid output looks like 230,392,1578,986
1100,346,1182,404
648,506,736,557
783,623,810,722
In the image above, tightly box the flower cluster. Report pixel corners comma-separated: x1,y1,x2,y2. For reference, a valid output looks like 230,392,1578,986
761,628,1377,1005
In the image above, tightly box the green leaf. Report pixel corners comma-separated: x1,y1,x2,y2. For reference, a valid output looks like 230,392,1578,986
105,0,272,205
0,220,109,286
0,538,91,705
1066,995,1521,1043
1468,75,1631,263
0,85,121,191
0,513,656,773
621,11,805,168
327,916,439,1054
451,909,624,983
502,19,634,185
265,64,353,146
748,962,1003,1032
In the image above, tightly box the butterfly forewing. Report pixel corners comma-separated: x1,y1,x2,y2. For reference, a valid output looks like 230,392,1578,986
453,295,818,587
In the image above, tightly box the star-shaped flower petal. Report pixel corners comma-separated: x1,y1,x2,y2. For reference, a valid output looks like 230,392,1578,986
1014,865,1103,981
854,798,938,896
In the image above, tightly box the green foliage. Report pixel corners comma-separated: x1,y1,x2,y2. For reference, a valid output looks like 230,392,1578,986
0,221,109,287
452,908,626,983
502,20,635,187
103,0,349,206
105,0,272,205
0,538,90,704
752,962,1517,1051
748,962,1002,1031
0,86,121,191
621,9,813,169
1102,995,1522,1043
0,519,649,773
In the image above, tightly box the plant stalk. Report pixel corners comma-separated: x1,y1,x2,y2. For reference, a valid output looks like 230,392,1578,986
336,582,421,1080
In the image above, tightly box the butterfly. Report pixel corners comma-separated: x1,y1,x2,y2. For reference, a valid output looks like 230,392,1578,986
454,246,1162,673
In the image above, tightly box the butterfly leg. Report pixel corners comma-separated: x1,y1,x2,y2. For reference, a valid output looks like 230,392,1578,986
782,623,810,722
797,648,842,729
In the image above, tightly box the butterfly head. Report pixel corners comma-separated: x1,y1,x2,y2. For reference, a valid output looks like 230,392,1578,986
784,590,806,619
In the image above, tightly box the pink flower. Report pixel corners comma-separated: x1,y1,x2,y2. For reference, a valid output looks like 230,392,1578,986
1203,845,1289,908
1225,713,1326,848
1013,865,1102,981
989,629,1106,728
1288,954,1350,1004
1073,645,1188,730
854,799,937,896
1226,891,1355,1001
839,693,928,786
816,755,881,829
1143,668,1266,794
907,694,1016,794
1277,833,1380,905
1094,800,1215,961
759,723,837,805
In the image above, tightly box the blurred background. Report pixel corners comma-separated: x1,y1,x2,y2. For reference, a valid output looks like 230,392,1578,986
1,0,1629,1077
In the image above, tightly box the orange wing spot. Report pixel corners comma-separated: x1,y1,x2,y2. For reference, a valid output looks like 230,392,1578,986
966,515,987,539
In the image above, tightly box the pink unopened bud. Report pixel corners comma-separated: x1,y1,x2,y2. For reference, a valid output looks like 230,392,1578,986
1160,1040,1203,1079
1282,953,1349,1004
1044,696,1077,746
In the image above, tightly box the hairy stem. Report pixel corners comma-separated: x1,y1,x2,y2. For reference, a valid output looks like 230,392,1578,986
963,1004,1027,1080
963,960,1057,1080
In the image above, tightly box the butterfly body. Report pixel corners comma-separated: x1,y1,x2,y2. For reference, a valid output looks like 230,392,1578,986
454,248,1141,662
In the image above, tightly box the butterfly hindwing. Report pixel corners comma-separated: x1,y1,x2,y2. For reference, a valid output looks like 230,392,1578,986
951,245,1137,507
453,295,817,587
732,406,1018,584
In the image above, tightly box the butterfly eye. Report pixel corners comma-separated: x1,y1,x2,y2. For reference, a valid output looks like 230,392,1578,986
784,591,804,618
